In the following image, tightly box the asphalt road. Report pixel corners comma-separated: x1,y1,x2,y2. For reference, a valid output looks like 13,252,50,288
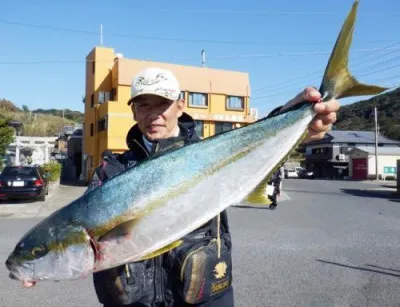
1,179,400,306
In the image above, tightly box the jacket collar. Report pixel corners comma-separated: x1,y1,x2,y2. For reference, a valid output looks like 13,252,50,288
126,112,199,158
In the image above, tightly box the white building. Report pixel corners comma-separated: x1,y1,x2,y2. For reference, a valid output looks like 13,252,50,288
348,147,400,180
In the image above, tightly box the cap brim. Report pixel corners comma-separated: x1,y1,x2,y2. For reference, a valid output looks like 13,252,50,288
127,92,177,105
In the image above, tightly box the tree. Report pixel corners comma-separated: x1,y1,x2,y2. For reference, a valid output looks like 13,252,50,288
0,117,15,168
22,104,30,112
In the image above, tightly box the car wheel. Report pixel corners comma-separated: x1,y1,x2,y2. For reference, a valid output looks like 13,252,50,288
39,193,46,202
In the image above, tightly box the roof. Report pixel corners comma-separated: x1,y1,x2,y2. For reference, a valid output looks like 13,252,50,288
7,120,23,127
307,130,400,145
349,147,400,156
116,58,251,97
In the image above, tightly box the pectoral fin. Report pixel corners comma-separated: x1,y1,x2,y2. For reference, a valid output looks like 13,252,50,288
140,240,183,260
98,218,139,242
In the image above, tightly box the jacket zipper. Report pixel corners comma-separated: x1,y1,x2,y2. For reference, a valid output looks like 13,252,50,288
153,142,164,304
132,139,150,158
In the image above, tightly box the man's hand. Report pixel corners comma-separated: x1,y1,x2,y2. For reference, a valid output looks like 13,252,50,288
281,87,340,143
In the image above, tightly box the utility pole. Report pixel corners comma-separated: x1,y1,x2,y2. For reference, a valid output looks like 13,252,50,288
201,49,206,67
374,106,379,180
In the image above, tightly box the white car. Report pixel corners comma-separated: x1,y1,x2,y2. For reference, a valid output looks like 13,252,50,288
285,169,298,179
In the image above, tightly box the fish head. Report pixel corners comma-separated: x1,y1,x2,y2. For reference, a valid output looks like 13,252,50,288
5,221,95,282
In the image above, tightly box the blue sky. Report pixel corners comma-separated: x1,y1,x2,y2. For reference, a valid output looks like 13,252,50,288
1,0,399,116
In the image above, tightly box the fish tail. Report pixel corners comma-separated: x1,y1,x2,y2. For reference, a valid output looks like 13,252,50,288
319,0,388,101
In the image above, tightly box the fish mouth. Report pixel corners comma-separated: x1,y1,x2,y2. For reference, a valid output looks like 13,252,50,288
6,258,34,282
8,271,22,281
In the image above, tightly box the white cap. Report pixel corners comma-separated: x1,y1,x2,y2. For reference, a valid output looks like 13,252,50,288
127,67,181,105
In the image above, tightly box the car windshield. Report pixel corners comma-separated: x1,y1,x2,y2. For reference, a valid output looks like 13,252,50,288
1,167,37,177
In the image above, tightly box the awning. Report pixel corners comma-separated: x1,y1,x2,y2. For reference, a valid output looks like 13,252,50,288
332,165,348,169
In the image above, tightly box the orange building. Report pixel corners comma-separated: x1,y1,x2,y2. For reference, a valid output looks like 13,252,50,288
82,46,256,180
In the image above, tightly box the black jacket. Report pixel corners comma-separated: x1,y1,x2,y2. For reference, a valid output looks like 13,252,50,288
89,112,234,307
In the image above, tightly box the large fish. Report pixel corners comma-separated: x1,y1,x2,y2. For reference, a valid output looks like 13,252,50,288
5,0,389,283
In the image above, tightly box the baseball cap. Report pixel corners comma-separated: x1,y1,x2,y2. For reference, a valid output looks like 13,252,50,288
127,67,181,105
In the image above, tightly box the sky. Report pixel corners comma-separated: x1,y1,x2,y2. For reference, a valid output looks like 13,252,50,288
1,0,399,116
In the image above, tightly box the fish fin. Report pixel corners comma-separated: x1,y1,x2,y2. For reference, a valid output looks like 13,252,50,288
319,0,388,100
337,76,389,99
243,176,273,205
98,219,139,242
140,240,183,260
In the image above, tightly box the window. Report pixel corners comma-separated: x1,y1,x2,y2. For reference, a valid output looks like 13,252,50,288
226,96,244,111
194,120,204,138
90,93,94,108
1,166,37,176
215,122,233,135
98,116,108,132
90,123,94,136
311,147,331,155
110,88,117,100
98,91,111,104
92,61,95,74
188,92,208,107
179,91,185,100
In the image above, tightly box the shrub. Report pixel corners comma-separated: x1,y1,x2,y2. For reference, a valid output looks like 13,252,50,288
40,161,62,181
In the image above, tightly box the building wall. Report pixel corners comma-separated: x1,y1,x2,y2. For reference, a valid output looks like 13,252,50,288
349,151,400,178
83,46,256,180
368,155,400,178
84,47,116,176
306,143,400,164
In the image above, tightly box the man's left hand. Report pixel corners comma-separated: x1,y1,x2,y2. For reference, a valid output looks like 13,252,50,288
281,87,340,143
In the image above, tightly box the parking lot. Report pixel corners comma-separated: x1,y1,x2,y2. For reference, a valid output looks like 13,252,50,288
1,179,400,306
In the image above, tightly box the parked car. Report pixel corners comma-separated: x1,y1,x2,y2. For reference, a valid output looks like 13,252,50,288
285,168,299,179
0,166,49,201
298,168,315,179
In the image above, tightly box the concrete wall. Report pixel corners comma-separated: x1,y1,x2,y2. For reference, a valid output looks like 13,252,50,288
368,155,400,178
7,136,57,166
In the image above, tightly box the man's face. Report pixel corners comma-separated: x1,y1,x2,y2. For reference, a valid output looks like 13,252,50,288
132,94,185,141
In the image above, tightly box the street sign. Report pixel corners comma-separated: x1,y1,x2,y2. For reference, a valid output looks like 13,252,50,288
384,166,396,174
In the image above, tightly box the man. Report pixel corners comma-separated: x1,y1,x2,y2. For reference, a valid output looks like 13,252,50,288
23,67,339,307
267,168,283,210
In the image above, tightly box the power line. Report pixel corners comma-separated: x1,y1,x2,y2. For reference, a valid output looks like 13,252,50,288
250,52,400,95
251,59,400,101
1,46,399,65
118,7,400,16
251,42,400,93
0,19,398,46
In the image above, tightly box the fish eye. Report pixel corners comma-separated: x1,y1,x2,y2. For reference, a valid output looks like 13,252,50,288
31,246,47,258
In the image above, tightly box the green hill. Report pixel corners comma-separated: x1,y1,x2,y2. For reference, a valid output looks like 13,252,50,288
334,87,400,141
0,99,84,137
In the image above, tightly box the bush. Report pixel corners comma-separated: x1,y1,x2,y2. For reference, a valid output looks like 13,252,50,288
40,161,62,182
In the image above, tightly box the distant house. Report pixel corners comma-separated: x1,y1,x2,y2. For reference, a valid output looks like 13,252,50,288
303,130,400,179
